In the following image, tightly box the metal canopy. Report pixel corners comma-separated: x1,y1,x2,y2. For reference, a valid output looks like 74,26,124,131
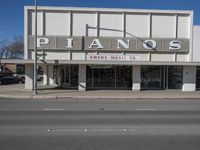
1,59,200,66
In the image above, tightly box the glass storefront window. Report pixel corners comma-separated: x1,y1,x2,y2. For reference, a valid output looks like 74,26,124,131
167,66,183,89
196,66,200,90
116,66,132,88
70,65,78,87
141,66,164,90
87,65,132,89
141,66,183,90
54,65,78,88
53,65,183,90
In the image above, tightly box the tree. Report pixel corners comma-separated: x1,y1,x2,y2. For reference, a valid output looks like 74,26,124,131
0,39,10,59
9,36,24,59
0,36,24,71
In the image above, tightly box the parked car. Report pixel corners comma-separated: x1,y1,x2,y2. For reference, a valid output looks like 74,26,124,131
15,74,43,84
0,72,20,85
16,74,25,84
37,74,43,81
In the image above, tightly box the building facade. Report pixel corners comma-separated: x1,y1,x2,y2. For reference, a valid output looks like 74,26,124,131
24,6,200,91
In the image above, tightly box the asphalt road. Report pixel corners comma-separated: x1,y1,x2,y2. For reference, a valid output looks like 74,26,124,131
0,98,200,150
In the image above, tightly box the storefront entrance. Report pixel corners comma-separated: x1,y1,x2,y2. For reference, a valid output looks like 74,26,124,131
54,65,183,90
54,65,78,88
87,65,132,89
141,66,164,90
141,66,183,90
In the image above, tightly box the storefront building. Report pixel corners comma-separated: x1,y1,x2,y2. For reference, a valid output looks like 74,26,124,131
24,6,200,91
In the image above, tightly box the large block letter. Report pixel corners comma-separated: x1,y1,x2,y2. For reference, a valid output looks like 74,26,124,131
143,40,156,49
37,38,49,48
89,39,104,49
117,39,130,49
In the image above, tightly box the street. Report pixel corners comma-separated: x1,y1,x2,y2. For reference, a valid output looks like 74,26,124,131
0,98,200,150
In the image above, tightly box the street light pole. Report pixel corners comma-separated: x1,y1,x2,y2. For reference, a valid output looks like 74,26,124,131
34,0,38,94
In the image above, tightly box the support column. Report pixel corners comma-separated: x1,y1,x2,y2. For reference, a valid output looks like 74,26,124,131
48,65,54,85
25,64,34,90
132,65,141,91
182,66,196,91
43,64,48,85
78,64,86,91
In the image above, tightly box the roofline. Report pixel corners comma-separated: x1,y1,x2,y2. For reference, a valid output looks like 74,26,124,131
24,6,193,14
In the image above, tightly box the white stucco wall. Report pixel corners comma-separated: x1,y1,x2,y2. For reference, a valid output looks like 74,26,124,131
72,12,97,36
25,6,192,63
25,64,33,90
132,65,141,91
182,66,196,91
193,26,200,62
78,64,86,91
151,14,176,38
126,13,149,37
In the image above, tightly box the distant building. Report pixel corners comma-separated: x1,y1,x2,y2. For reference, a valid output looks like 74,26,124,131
20,6,200,91
3,64,25,75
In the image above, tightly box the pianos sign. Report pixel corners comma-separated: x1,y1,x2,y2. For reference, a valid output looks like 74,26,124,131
28,36,190,53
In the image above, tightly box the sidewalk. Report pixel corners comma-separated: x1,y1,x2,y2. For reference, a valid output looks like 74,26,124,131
0,84,200,99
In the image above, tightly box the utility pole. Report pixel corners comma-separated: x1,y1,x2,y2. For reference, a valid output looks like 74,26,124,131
34,0,38,94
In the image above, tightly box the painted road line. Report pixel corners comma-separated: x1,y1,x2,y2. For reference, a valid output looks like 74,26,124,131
135,108,157,111
48,129,83,132
48,128,134,132
89,129,131,132
44,108,64,111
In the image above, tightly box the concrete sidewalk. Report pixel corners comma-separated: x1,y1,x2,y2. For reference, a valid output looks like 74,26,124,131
0,84,200,99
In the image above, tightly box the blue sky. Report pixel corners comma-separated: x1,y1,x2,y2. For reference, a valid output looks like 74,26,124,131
0,0,199,41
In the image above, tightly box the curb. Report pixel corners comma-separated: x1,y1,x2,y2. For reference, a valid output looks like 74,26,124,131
0,94,32,99
32,95,57,99
0,94,200,100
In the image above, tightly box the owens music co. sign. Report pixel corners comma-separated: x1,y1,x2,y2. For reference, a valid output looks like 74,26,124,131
28,36,189,53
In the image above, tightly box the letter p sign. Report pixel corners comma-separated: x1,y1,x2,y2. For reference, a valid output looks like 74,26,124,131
37,38,49,48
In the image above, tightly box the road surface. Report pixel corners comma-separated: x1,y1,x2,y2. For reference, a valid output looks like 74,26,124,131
0,98,200,150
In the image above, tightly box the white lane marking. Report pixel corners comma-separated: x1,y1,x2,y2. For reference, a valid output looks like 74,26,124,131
48,129,83,132
135,108,157,111
44,108,64,111
48,128,134,132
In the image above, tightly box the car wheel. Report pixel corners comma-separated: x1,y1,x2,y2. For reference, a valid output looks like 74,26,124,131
18,80,23,84
0,81,2,85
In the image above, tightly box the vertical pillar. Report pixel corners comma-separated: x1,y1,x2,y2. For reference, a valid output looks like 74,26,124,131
25,64,34,90
43,64,48,85
182,66,196,91
132,65,141,91
78,64,86,91
57,66,61,86
48,64,54,85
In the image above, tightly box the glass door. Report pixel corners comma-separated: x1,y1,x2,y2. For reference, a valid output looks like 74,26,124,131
86,65,132,89
141,66,164,90
92,65,115,88
60,66,70,88
167,66,183,89
60,65,78,88
116,66,132,88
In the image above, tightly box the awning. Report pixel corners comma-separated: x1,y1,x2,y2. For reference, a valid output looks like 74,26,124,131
1,59,200,66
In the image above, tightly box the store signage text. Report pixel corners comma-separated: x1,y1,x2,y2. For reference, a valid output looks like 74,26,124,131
28,36,189,53
87,54,139,61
